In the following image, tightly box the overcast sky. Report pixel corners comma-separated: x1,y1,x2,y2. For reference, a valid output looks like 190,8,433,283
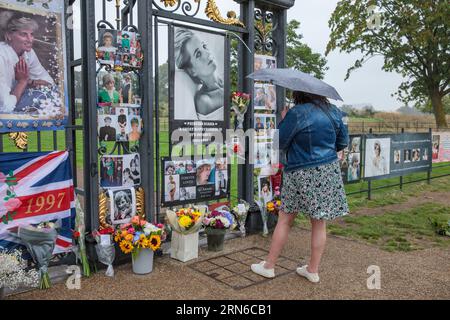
73,0,406,111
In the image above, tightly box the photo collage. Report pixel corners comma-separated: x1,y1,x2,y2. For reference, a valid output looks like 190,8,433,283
338,136,362,183
96,70,143,143
100,154,141,188
162,157,229,206
253,55,278,170
366,133,432,180
97,29,143,69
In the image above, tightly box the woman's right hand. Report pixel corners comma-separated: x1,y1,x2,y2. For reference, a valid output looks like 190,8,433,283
15,57,29,83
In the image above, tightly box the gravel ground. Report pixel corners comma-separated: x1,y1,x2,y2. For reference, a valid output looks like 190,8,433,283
7,227,450,300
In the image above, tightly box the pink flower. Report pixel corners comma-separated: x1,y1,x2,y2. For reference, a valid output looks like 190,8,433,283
4,198,22,212
121,223,131,230
0,172,6,184
139,219,147,227
156,223,164,229
128,228,135,234
131,216,140,225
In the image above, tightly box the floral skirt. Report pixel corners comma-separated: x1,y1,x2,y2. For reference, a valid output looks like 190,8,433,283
280,161,349,220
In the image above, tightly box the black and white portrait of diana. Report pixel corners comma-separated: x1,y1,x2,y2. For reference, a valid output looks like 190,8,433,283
173,27,225,122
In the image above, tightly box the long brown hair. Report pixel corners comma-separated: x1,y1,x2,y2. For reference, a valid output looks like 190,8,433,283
292,91,330,108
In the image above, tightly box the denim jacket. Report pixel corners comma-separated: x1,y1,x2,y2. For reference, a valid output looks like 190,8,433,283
275,102,349,172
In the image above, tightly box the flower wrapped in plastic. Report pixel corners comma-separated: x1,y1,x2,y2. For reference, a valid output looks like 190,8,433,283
231,92,251,129
0,250,39,291
92,227,115,277
232,200,250,237
166,207,206,235
18,223,58,289
73,196,90,277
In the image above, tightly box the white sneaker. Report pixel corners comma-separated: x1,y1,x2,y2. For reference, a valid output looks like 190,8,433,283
296,265,320,283
251,261,275,278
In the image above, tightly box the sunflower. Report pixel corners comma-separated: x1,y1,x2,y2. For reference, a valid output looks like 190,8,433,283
114,233,122,243
119,240,134,254
136,235,147,248
149,235,161,251
123,233,133,242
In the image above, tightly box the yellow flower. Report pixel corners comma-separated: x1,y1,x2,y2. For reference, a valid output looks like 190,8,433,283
137,237,146,248
142,239,150,249
276,200,282,207
179,215,193,228
149,235,161,251
114,233,121,243
119,240,134,254
125,234,134,242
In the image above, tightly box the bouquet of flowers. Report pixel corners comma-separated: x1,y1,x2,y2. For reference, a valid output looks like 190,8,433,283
114,216,164,259
203,210,234,230
0,250,39,291
266,186,282,215
18,222,58,289
231,91,251,129
231,200,250,237
73,196,90,277
166,207,205,235
92,227,116,277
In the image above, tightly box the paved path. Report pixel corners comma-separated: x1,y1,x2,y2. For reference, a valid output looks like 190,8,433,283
9,227,450,300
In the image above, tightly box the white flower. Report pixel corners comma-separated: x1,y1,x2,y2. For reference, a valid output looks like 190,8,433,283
0,250,39,290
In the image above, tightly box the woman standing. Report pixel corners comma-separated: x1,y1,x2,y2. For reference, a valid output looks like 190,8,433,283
251,91,349,283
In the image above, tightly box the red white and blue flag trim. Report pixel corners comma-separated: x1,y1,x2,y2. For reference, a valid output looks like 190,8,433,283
0,151,75,254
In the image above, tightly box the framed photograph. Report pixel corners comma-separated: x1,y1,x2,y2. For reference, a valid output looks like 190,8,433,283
0,0,68,133
164,174,180,202
254,84,266,109
122,153,141,186
254,54,277,71
403,149,412,163
97,29,143,69
347,153,361,182
254,142,272,168
108,188,136,225
97,71,141,108
172,26,225,122
393,150,401,165
169,25,230,154
411,149,421,162
100,156,124,188
196,158,216,186
258,176,273,205
215,158,228,196
254,115,267,139
97,106,142,142
364,138,391,178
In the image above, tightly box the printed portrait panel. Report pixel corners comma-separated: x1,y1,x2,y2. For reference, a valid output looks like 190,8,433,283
0,0,68,132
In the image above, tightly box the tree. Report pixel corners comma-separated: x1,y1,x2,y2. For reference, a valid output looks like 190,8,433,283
286,20,328,79
416,95,450,114
326,0,450,128
230,19,328,91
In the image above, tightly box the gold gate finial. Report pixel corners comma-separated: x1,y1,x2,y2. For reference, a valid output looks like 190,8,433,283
205,0,245,27
9,132,28,150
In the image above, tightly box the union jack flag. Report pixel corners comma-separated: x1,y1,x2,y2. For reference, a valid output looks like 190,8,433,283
0,151,75,254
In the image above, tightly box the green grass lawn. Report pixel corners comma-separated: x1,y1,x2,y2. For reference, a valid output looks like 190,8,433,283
327,203,450,252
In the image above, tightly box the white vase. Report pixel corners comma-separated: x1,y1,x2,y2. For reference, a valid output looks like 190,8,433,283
170,231,199,262
132,249,154,275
